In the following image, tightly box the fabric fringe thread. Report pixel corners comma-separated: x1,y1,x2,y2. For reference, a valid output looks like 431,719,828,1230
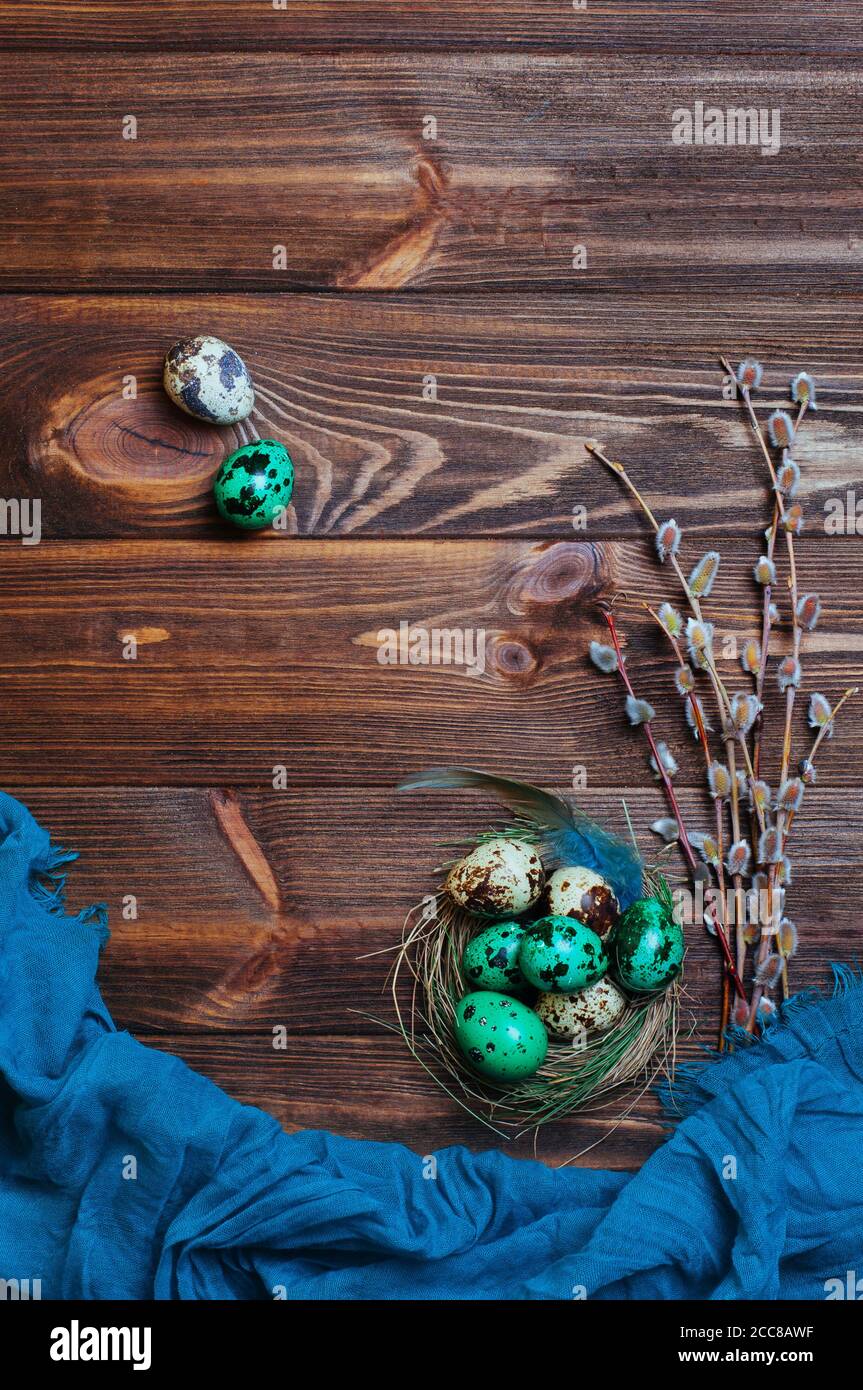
660,963,862,1121
30,842,109,938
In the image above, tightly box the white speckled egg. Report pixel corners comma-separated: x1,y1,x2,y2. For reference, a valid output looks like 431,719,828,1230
163,335,255,425
536,977,627,1037
546,865,619,938
445,837,544,918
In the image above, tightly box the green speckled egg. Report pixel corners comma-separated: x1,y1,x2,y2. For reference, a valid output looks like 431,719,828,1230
462,921,527,992
453,991,547,1081
214,439,294,530
519,915,607,994
609,897,684,993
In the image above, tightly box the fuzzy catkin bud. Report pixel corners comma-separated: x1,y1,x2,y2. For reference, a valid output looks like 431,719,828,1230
685,694,712,740
797,594,821,631
651,818,679,842
755,953,784,988
658,602,684,637
783,504,804,535
740,638,761,675
707,761,732,800
808,692,833,734
726,840,751,877
790,372,816,411
778,656,801,692
625,695,654,726
751,871,784,922
749,779,771,815
589,640,618,674
655,519,681,563
776,456,801,497
776,778,804,814
779,918,799,957
649,742,678,779
758,826,783,864
688,551,720,599
767,412,795,449
689,831,719,868
675,665,694,696
730,692,761,734
736,359,763,390
732,998,752,1027
686,618,714,670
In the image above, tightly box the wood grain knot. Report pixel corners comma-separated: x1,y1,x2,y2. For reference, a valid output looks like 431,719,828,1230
486,634,539,684
209,789,282,913
506,542,608,616
116,626,170,646
34,374,243,527
336,153,449,289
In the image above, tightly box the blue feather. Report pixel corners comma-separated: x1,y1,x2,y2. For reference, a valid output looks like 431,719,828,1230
399,767,643,910
547,826,642,911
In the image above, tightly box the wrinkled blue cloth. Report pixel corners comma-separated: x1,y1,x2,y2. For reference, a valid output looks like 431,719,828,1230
1,790,862,1300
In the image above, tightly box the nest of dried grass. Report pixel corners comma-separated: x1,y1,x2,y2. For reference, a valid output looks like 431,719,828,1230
380,846,683,1150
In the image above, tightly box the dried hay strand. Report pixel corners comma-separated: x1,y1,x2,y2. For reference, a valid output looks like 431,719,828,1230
384,887,682,1141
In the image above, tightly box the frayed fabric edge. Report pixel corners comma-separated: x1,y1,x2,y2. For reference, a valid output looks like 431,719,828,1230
658,963,862,1123
30,842,109,945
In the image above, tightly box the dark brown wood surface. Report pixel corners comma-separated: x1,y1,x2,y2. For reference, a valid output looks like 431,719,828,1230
5,294,863,539
22,786,856,1036
1,55,862,292
2,2,861,53
2,9,862,1170
0,538,860,788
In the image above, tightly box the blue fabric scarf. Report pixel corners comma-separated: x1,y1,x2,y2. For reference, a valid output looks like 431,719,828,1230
1,790,861,1300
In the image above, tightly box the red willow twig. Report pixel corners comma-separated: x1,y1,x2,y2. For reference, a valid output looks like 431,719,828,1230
601,605,747,1003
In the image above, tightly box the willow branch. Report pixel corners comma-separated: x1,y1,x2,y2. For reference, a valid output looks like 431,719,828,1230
602,607,747,1002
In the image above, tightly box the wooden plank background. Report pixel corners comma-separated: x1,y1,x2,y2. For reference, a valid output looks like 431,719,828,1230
1,538,860,789
1,56,862,292
6,294,863,539
2,3,862,54
2,7,862,1169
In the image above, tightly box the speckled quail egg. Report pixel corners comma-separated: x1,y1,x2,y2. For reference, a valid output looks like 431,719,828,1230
453,990,547,1081
536,977,627,1037
462,921,527,992
163,335,255,424
518,915,607,993
445,838,544,919
545,865,619,938
609,897,684,993
213,439,294,530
